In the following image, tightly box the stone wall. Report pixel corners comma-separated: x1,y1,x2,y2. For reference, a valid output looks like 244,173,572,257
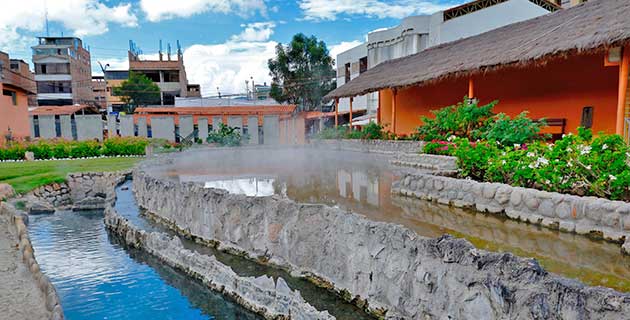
132,166,630,319
392,173,630,253
390,153,458,171
29,171,129,211
313,139,425,155
1,202,64,320
103,204,333,320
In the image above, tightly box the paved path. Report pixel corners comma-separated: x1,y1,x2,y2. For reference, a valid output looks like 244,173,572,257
0,211,48,320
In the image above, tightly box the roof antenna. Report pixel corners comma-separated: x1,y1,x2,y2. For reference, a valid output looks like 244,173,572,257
44,0,50,37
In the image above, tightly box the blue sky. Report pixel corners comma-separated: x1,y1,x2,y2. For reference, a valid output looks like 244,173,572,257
1,0,463,95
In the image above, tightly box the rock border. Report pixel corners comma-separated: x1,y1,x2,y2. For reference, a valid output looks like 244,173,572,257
312,139,425,155
132,153,630,319
103,204,334,320
1,202,64,320
393,173,630,254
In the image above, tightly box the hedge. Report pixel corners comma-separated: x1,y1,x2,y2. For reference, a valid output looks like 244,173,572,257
0,137,149,161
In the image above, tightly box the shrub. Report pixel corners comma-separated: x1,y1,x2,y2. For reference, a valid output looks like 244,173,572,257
484,112,547,146
415,98,546,146
415,97,496,141
484,129,630,201
316,126,348,139
452,139,500,181
102,137,149,156
0,137,149,160
423,139,457,156
207,123,246,146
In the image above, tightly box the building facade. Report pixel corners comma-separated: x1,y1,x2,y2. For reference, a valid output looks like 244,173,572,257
335,0,561,123
327,0,630,141
92,76,107,111
102,70,129,113
127,40,200,106
0,52,36,143
32,37,93,106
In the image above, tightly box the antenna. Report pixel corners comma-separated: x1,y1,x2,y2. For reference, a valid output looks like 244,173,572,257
44,0,50,37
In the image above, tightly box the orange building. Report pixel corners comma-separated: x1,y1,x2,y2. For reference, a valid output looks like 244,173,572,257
326,0,630,141
0,52,36,144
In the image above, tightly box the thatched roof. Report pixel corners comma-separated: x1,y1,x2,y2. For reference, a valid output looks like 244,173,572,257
326,0,630,100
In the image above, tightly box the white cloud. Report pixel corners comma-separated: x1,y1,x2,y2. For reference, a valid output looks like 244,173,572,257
184,22,278,96
91,57,129,76
231,22,275,42
0,0,137,51
140,0,266,22
329,40,363,65
299,0,452,21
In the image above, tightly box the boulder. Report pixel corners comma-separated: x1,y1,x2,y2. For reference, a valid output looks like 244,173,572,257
0,183,15,200
28,199,55,214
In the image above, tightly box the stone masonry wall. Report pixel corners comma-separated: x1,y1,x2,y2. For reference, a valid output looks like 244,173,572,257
29,171,130,211
132,166,630,319
390,153,458,171
1,202,64,320
103,204,333,320
312,139,425,155
392,173,630,253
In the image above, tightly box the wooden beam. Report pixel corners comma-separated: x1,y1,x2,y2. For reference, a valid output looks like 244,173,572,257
391,89,397,134
334,98,339,128
616,46,629,135
349,97,353,128
468,77,474,99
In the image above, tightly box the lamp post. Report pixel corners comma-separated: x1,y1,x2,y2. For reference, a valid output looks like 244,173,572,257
97,61,110,113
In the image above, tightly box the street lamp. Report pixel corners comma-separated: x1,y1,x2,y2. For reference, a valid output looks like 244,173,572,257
97,61,110,113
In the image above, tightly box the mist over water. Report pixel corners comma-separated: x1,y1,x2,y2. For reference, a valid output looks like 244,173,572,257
151,147,630,292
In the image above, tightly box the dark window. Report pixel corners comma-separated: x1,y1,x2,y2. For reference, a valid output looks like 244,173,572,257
33,116,40,138
344,63,351,83
37,81,72,94
581,106,594,129
54,115,61,137
2,89,17,105
359,57,368,74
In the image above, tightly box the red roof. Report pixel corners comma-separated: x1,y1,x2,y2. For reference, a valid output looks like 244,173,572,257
29,105,99,116
134,105,297,116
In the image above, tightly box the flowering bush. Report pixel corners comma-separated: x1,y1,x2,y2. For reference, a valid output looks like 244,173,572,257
316,122,397,140
486,129,630,200
0,137,150,161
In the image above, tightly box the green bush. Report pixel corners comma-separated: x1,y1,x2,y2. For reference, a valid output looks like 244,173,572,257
415,97,496,142
317,122,396,140
415,97,546,146
0,137,149,160
207,123,247,146
483,129,630,201
316,126,348,139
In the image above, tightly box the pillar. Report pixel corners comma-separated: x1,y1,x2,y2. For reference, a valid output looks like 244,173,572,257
616,46,630,135
335,98,339,127
349,97,354,128
391,89,397,134
468,77,474,99
377,91,381,124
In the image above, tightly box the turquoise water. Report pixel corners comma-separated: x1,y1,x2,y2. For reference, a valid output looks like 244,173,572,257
28,208,260,320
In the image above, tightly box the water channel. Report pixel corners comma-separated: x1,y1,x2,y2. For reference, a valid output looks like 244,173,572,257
28,179,374,319
155,148,630,292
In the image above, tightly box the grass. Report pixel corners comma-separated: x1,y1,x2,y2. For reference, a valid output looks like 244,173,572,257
0,157,143,194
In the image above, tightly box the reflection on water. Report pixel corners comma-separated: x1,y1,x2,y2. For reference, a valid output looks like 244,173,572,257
28,209,261,320
155,148,630,292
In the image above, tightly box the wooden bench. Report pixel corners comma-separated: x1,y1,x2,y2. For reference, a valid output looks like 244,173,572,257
536,118,566,140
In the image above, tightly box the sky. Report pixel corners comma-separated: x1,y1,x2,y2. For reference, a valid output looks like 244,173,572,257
1,0,464,96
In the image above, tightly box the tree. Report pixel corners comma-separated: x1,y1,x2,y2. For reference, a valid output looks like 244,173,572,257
112,72,161,113
268,33,336,111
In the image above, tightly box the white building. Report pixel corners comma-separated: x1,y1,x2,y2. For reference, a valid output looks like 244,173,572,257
335,0,564,123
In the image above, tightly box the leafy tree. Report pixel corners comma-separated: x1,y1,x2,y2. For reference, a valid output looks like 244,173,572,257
112,72,161,113
268,33,336,111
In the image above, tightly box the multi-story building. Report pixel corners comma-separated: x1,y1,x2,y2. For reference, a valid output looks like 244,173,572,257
0,51,36,142
103,70,129,113
92,76,107,110
335,0,562,124
127,40,200,106
32,37,92,106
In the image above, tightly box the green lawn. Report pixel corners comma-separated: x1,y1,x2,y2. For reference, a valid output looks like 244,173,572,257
0,157,143,194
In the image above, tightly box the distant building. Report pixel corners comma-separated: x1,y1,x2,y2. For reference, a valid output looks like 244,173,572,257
103,70,129,113
335,0,561,124
92,76,107,111
0,51,36,143
32,37,93,106
127,40,201,106
254,82,271,100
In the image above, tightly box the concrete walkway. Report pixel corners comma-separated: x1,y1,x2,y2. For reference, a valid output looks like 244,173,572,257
0,212,48,320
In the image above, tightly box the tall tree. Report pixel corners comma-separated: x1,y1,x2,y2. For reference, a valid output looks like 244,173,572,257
268,33,336,111
112,72,161,113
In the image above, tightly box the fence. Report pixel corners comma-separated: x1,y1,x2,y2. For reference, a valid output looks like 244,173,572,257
29,113,306,145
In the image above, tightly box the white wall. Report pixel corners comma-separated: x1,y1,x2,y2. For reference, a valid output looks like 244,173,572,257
437,0,551,45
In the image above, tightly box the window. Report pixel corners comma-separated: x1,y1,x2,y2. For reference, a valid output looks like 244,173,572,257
359,57,368,74
3,89,17,105
581,106,594,129
37,81,72,94
344,63,351,83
